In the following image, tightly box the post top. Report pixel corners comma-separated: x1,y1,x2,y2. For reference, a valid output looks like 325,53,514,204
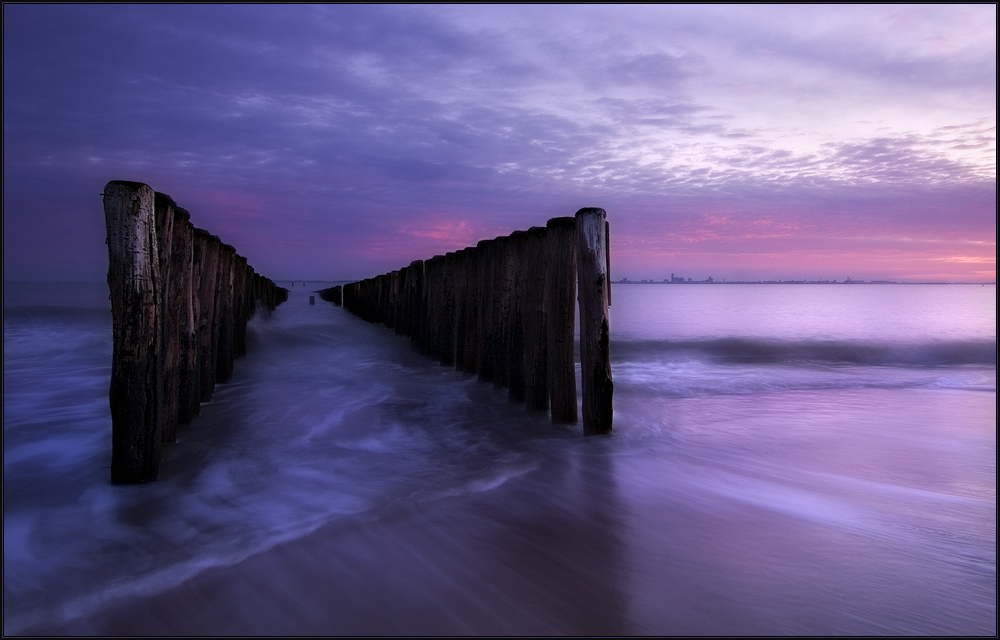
154,192,177,207
105,180,151,190
192,227,219,242
547,216,576,229
575,207,606,217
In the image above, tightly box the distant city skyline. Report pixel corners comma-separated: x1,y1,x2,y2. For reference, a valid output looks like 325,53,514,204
3,5,995,283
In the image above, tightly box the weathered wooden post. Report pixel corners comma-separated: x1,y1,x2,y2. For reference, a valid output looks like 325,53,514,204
195,230,220,402
153,193,176,444
492,236,512,390
408,260,424,347
545,217,578,424
330,209,612,435
441,252,457,366
172,208,199,426
523,226,549,411
507,231,527,403
453,249,468,371
232,256,249,358
104,181,162,483
215,244,236,384
395,268,408,334
476,240,495,382
576,208,613,434
462,246,480,374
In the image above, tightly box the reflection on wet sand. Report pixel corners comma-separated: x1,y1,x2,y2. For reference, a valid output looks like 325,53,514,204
37,445,632,635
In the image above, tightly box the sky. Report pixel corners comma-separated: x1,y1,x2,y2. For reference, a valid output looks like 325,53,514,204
3,4,996,283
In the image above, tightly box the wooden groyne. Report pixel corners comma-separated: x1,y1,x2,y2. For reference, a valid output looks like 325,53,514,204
326,208,613,435
104,180,287,484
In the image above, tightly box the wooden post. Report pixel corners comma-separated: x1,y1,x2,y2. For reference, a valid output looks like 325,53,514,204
424,256,443,358
232,256,249,358
215,244,236,384
186,228,205,418
195,230,220,402
172,208,198,426
441,252,457,366
476,240,495,382
395,268,408,334
453,249,468,371
576,208,613,434
507,230,527,403
492,236,512,390
409,260,424,347
153,193,176,444
522,226,549,411
546,217,577,424
462,247,480,374
104,180,162,483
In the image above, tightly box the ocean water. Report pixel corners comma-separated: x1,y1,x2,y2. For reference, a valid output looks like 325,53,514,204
3,281,996,634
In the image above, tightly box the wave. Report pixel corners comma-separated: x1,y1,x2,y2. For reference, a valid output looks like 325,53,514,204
611,338,997,366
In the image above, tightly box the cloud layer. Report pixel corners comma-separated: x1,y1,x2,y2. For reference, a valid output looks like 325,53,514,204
3,5,995,281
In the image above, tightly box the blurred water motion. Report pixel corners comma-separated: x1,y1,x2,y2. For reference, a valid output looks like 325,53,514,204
3,283,996,635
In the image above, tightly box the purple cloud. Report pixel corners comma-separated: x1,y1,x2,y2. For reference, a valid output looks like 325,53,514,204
3,5,995,282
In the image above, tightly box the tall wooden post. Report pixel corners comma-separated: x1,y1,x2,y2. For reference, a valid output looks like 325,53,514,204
462,247,480,374
453,250,468,370
576,208,613,434
172,208,198,426
104,180,162,483
195,230,220,402
492,236,511,390
153,193,176,444
477,240,495,382
507,230,527,403
523,226,549,411
441,252,457,366
546,217,578,424
409,260,424,347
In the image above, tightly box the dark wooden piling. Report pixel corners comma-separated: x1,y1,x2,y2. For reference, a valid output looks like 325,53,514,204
522,226,549,411
576,208,613,435
233,257,249,358
195,230,220,402
462,247,480,374
476,240,495,383
330,208,610,434
317,285,342,306
172,208,198,426
104,180,286,483
453,249,468,371
492,236,512,390
408,260,424,348
215,244,235,384
545,216,578,424
395,268,408,334
104,181,162,483
153,193,177,444
507,230,527,403
441,252,457,366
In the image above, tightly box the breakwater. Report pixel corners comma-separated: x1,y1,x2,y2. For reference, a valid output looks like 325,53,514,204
103,180,287,484
321,208,613,435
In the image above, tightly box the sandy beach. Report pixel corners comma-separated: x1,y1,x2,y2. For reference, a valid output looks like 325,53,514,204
24,397,996,636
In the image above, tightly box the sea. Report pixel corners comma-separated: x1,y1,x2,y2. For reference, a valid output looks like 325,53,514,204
3,281,996,634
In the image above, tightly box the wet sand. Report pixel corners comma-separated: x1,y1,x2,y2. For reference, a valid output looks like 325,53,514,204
25,425,996,636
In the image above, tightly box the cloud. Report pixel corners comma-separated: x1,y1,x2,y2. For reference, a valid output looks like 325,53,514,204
2,5,995,281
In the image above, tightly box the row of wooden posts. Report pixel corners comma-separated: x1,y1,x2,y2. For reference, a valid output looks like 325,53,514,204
103,180,287,484
320,208,613,435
